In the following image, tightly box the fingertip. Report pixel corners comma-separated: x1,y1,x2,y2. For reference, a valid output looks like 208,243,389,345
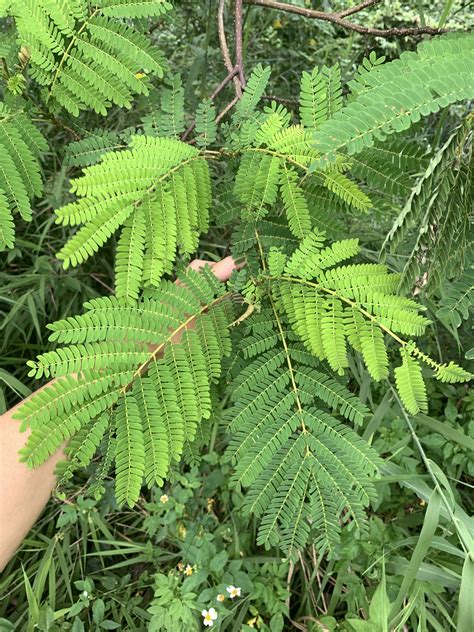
211,256,237,281
188,259,207,271
187,256,245,282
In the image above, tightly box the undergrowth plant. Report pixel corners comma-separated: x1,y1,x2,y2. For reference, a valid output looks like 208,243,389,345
1,2,473,629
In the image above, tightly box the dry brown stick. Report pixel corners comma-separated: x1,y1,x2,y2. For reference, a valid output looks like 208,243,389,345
149,18,165,34
183,1,247,141
338,0,380,18
261,94,298,106
180,0,252,144
235,0,247,88
210,66,240,98
215,95,240,123
243,0,447,37
218,0,242,96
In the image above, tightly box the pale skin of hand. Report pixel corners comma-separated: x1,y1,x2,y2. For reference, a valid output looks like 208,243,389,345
0,257,238,572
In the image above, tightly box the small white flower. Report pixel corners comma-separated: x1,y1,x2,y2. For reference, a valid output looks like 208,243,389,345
216,593,225,602
226,585,241,599
202,608,218,627
160,494,169,504
82,590,88,598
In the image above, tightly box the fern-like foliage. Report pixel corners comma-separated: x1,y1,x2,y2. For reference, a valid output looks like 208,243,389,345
225,302,379,557
259,230,472,412
63,129,125,167
312,32,474,165
347,50,386,96
299,63,342,129
98,0,172,19
231,63,272,126
55,135,212,303
14,266,234,507
155,74,185,137
8,0,171,116
230,68,371,240
7,32,474,561
195,98,217,148
141,74,185,138
436,269,474,329
55,63,373,299
382,117,473,293
223,228,472,555
350,139,429,200
394,348,428,416
15,225,472,550
0,102,47,250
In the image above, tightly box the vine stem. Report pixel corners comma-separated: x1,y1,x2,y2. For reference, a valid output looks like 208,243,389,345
215,95,240,123
183,0,246,138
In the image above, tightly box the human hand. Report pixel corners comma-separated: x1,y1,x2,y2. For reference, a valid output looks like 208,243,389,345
165,256,240,347
187,255,239,282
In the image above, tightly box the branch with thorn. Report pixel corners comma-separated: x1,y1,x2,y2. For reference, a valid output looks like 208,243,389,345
243,0,448,37
182,0,450,144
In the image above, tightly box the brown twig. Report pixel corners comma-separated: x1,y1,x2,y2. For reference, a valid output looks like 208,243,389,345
149,19,165,34
338,0,380,18
218,0,242,97
235,0,246,88
33,110,81,140
261,94,298,106
215,95,240,123
210,66,240,99
243,0,447,37
183,1,247,142
181,66,240,140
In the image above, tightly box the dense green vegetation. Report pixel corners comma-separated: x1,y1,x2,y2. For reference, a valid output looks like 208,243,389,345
0,1,473,630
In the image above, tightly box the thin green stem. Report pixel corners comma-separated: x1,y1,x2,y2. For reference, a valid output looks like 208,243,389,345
254,230,306,429
47,9,99,102
438,0,454,27
246,146,310,172
262,274,408,347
